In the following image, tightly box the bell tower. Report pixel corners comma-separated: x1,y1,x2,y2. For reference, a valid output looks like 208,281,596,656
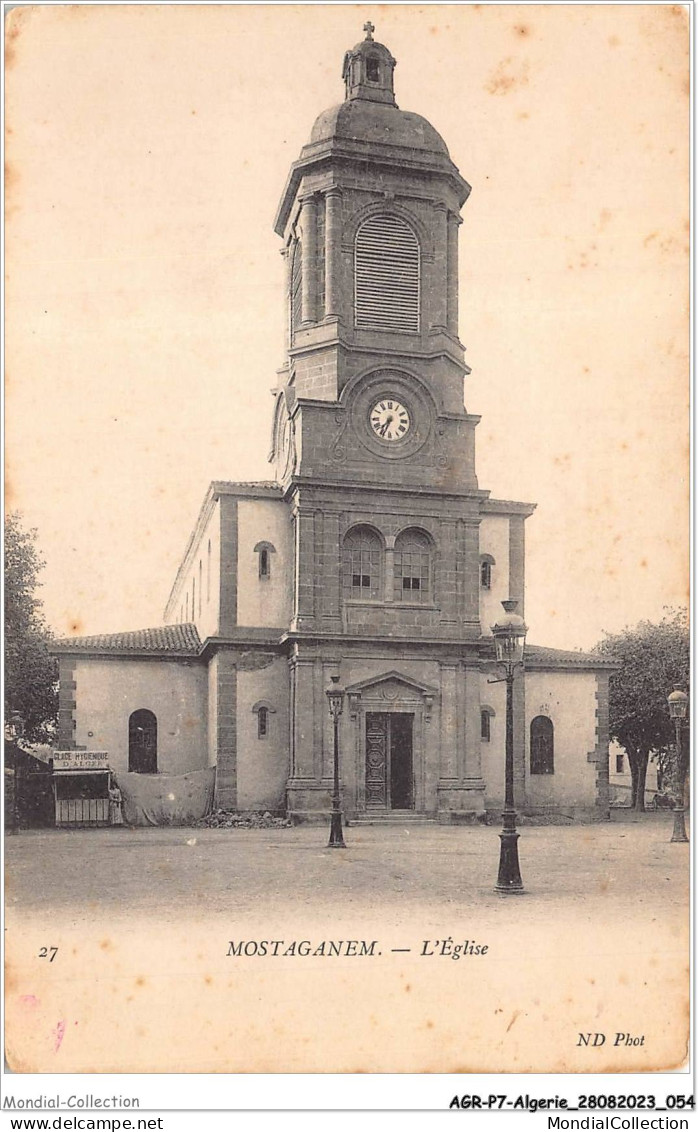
271,24,480,495
272,26,492,823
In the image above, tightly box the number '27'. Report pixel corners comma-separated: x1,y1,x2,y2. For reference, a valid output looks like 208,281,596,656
38,946,58,962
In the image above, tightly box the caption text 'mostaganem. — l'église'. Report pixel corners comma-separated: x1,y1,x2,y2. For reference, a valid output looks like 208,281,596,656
226,938,489,958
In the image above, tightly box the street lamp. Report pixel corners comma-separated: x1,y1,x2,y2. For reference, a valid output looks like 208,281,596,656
491,599,528,893
325,675,346,849
667,686,689,844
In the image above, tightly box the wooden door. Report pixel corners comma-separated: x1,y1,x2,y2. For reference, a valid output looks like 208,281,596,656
365,712,414,809
365,712,388,807
390,713,414,809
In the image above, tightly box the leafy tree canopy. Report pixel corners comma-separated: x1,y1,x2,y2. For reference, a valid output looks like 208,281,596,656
5,511,58,743
594,608,689,809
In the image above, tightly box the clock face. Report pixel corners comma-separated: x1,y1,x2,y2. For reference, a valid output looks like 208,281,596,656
369,398,411,442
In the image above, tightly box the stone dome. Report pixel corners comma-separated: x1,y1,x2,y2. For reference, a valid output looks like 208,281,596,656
309,99,451,158
273,27,469,235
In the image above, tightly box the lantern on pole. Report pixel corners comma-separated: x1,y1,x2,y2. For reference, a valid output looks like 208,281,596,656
667,686,688,844
491,599,528,893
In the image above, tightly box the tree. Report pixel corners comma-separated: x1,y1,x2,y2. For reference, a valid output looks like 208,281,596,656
5,512,58,743
594,609,689,811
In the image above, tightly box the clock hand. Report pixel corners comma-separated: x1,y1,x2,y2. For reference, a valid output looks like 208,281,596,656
380,415,393,437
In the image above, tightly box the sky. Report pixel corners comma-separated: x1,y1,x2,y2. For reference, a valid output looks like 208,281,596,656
5,3,689,650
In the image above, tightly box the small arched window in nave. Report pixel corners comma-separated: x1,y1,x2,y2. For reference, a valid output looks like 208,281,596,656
530,716,554,775
129,709,157,774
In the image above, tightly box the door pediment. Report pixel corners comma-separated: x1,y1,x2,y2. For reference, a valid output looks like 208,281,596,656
345,670,438,721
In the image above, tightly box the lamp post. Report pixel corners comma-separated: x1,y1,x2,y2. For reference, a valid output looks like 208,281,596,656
325,675,346,848
490,599,528,893
667,686,688,844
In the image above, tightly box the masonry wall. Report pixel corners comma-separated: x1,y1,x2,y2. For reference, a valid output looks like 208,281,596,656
167,500,221,640
608,741,659,804
524,670,599,812
207,659,218,768
236,656,289,810
73,657,208,778
236,499,292,629
479,515,510,634
479,672,507,809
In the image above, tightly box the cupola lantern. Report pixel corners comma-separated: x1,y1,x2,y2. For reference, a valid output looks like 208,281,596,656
342,23,397,105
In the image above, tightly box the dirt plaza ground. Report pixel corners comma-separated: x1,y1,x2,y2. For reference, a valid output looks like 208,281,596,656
4,814,690,1074
4,811,690,924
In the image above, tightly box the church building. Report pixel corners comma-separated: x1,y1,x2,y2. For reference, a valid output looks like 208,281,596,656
53,27,616,824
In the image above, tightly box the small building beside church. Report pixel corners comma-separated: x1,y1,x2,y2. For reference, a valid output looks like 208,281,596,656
53,27,617,824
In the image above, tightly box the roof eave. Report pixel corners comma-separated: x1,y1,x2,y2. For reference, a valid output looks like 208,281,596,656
51,646,202,660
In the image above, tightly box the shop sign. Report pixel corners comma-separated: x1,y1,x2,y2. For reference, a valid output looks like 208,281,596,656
52,750,109,770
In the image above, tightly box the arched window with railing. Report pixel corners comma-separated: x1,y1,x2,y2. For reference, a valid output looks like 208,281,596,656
355,214,420,333
393,528,432,603
342,526,382,601
530,716,554,775
128,709,158,774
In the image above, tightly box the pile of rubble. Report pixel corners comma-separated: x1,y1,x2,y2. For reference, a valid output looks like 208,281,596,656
195,809,292,829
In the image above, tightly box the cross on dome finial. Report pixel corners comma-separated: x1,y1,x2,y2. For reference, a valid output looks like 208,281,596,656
363,21,375,40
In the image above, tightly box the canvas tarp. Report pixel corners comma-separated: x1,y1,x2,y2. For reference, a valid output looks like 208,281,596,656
118,767,215,826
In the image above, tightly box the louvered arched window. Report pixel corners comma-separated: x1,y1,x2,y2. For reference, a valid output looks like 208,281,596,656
355,214,420,333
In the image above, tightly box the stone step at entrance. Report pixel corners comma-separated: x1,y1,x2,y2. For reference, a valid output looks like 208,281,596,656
350,810,438,825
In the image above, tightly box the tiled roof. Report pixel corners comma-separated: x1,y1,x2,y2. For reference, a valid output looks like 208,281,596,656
481,639,619,669
525,644,620,669
52,623,202,656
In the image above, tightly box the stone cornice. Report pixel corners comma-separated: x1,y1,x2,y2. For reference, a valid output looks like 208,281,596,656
275,145,469,236
480,498,537,518
287,330,469,372
282,476,490,503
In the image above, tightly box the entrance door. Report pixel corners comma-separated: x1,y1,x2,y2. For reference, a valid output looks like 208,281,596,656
390,713,414,809
365,712,414,810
